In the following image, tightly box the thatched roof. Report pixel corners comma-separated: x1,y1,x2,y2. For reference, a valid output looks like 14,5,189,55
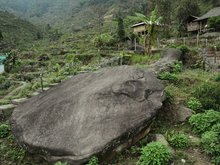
195,7,220,21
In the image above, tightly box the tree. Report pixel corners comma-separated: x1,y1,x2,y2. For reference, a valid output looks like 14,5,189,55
129,7,162,54
176,0,200,36
0,30,3,41
117,15,125,42
155,0,172,38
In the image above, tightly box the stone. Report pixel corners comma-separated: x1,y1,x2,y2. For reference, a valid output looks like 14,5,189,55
10,49,182,164
11,66,165,164
154,134,175,154
11,98,28,105
0,104,17,120
150,48,182,73
176,105,193,122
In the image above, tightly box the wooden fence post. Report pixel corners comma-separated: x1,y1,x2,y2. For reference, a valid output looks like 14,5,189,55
197,34,199,48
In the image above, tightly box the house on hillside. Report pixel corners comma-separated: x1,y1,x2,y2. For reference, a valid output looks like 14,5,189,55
132,22,161,35
187,7,220,34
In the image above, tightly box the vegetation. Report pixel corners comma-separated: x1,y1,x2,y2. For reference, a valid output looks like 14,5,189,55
167,132,189,149
0,124,10,138
0,0,220,165
86,156,99,165
189,110,220,134
137,142,172,165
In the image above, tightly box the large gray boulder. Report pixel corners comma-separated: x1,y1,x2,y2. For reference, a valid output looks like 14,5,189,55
10,49,181,164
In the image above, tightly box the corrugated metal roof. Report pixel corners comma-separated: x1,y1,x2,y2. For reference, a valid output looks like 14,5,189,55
132,21,161,28
195,7,220,21
131,22,146,28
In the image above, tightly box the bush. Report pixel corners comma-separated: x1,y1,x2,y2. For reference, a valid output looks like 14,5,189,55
201,131,220,165
170,61,183,73
86,156,98,165
178,45,189,55
189,110,220,134
208,16,220,28
214,73,220,82
54,161,69,165
164,88,175,104
187,97,202,111
93,33,115,48
193,83,220,112
0,124,10,138
137,142,172,165
168,133,189,149
211,123,220,134
158,72,178,83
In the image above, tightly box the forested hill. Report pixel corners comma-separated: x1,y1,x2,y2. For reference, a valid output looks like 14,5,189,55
0,10,41,46
0,0,220,33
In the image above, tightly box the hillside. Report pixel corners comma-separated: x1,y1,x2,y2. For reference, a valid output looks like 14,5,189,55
0,0,220,34
0,10,41,47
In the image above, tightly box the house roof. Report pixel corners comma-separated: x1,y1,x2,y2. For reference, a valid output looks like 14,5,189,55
132,21,161,28
195,7,220,21
131,22,146,28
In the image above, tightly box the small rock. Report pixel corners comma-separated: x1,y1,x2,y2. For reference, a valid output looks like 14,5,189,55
49,83,59,87
181,159,186,163
154,134,175,154
176,105,193,122
0,104,17,120
11,98,28,105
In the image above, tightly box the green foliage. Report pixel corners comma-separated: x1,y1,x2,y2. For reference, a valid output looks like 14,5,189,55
0,79,12,90
158,72,178,83
211,123,220,134
0,124,10,138
167,132,189,149
208,16,220,28
93,33,115,49
137,142,171,165
54,161,69,165
189,110,220,134
86,156,98,165
176,0,200,36
214,73,220,82
131,54,160,65
117,16,125,42
170,61,183,73
193,83,220,111
0,135,27,164
178,45,189,55
164,87,175,104
201,131,220,165
187,97,203,111
0,11,41,44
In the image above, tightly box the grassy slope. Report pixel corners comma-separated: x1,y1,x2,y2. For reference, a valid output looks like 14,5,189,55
0,11,40,44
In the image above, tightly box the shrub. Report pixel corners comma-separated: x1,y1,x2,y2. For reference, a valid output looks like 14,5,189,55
54,161,69,165
187,97,202,111
168,133,189,149
211,123,220,134
189,110,220,134
178,45,189,55
158,72,178,83
86,156,98,165
93,33,115,48
208,16,220,28
0,124,10,138
164,88,175,104
201,131,220,164
170,61,183,73
137,142,172,165
193,83,220,112
214,73,220,82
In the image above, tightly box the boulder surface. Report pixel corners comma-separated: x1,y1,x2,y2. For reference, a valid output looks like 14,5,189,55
11,49,181,164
